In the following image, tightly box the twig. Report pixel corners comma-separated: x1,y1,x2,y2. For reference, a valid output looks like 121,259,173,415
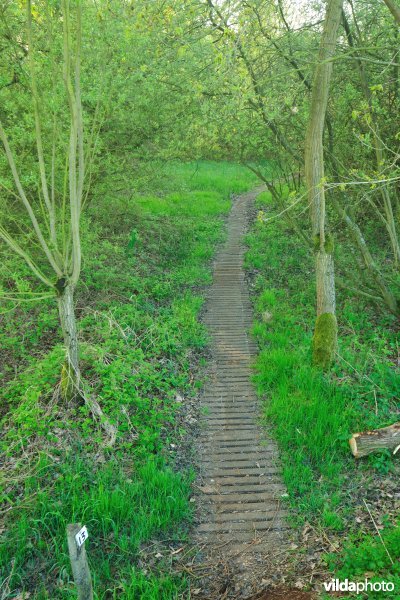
363,500,394,565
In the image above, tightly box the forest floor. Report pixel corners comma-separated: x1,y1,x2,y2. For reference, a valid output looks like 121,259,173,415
0,162,261,599
1,161,399,599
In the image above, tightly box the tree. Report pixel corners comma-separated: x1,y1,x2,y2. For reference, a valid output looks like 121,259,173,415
304,0,344,368
194,0,399,347
0,0,83,398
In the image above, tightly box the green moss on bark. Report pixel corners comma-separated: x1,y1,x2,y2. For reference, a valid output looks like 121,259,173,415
313,312,338,369
313,233,334,253
324,233,334,254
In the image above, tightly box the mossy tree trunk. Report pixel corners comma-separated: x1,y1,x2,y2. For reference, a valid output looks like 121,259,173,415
313,242,337,369
305,0,343,369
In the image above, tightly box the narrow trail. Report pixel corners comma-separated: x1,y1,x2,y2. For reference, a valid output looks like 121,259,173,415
194,188,289,597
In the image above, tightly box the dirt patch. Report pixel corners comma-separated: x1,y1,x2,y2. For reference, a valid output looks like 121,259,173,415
245,591,316,600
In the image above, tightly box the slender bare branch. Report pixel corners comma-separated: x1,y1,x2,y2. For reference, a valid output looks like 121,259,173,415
0,226,53,287
0,121,62,277
62,0,83,285
26,0,58,249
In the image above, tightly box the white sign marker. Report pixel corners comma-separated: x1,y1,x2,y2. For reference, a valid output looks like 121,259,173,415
75,525,89,548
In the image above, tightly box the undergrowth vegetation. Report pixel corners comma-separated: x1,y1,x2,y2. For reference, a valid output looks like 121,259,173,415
0,161,256,599
326,522,400,599
246,189,400,595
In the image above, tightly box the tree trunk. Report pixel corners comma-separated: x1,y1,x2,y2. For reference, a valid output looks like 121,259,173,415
382,0,400,26
313,248,337,368
305,0,343,368
57,281,80,400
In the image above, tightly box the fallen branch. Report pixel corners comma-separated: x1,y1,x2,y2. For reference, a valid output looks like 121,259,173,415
349,422,400,458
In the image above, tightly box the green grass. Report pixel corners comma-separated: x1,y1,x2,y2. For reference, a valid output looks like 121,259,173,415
0,160,257,598
245,189,400,586
1,457,190,599
247,193,353,523
324,521,400,599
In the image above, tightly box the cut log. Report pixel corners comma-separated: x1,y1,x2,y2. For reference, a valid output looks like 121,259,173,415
349,422,400,458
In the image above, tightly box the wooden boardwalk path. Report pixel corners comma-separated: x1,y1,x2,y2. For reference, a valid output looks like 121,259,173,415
195,188,289,595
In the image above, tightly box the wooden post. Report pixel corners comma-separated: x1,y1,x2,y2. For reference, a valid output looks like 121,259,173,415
66,523,93,600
